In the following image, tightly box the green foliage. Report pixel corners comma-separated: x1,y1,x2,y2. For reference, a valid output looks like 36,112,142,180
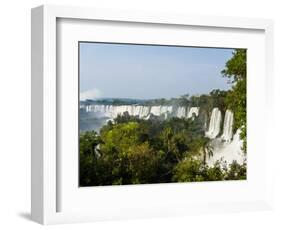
127,142,165,184
222,49,247,152
79,113,246,186
173,159,246,182
225,161,247,180
172,158,207,182
79,131,101,186
221,49,246,82
79,48,247,186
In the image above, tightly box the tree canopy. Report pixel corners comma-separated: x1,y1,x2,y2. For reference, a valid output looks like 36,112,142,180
221,49,247,152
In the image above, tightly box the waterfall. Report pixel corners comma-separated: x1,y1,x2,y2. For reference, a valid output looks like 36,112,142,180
81,104,200,120
204,108,245,167
150,105,173,117
176,107,186,118
221,110,234,142
206,129,245,167
150,106,161,116
82,104,245,168
187,107,200,118
205,107,222,139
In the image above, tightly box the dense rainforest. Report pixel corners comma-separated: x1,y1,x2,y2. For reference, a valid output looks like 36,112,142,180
79,49,247,186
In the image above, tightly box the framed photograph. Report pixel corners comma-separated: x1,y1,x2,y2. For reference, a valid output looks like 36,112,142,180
31,5,274,225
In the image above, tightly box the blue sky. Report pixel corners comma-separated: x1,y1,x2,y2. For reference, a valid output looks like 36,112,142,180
79,42,234,100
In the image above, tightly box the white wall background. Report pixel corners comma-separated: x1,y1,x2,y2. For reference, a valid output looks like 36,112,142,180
0,0,280,229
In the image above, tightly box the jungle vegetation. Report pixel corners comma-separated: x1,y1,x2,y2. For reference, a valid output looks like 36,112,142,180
79,49,247,186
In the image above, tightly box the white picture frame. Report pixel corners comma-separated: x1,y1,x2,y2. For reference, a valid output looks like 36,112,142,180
31,5,274,225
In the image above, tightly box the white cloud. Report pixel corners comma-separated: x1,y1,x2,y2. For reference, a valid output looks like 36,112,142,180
80,88,102,100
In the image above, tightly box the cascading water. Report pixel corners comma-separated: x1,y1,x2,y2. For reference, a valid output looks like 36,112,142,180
205,108,222,139
221,110,234,142
82,103,245,166
204,108,245,167
150,106,161,116
81,104,199,120
176,107,186,118
206,129,245,166
187,107,200,118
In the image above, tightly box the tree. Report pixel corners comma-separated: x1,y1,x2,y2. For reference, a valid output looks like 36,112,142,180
172,158,206,182
221,49,247,152
79,131,101,186
221,49,246,82
99,122,141,184
225,161,247,180
202,138,213,164
127,142,165,184
79,112,247,185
